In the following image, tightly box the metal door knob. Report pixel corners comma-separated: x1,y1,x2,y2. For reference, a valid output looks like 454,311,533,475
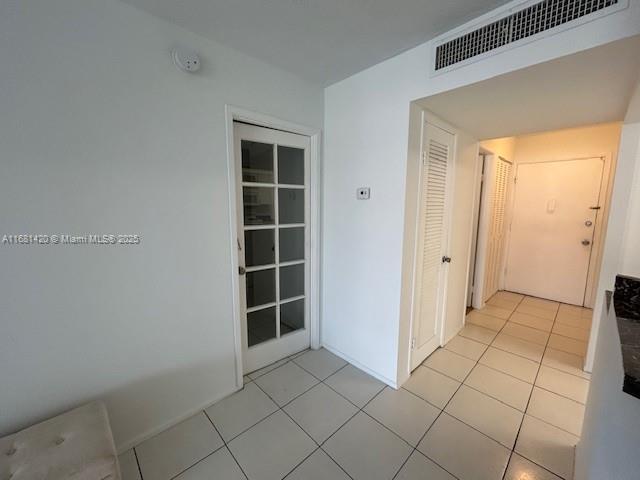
581,239,591,246
442,256,452,263
585,220,593,227
239,266,246,275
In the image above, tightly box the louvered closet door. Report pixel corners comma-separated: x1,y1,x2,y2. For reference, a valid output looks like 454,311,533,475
411,122,455,370
483,157,512,301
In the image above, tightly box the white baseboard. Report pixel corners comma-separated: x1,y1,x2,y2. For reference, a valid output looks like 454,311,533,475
115,384,241,454
321,343,398,389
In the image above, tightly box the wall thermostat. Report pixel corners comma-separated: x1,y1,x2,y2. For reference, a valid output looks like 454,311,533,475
172,47,201,73
357,187,371,200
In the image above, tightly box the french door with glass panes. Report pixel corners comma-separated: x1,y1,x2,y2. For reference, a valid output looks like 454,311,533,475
234,122,311,374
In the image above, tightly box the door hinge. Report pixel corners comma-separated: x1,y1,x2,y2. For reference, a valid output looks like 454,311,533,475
411,338,416,350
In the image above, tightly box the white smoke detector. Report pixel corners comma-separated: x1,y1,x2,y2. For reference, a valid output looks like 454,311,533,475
172,47,201,73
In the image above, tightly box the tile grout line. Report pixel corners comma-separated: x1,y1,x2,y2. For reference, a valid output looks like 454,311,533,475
472,294,549,480
433,294,587,479
132,446,143,480
204,354,352,480
202,410,250,480
251,359,363,480
278,355,445,479
472,294,529,480
500,300,561,480
218,377,346,480
457,294,532,478
387,296,530,480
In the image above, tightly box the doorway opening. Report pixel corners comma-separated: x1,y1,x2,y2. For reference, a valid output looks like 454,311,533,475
225,107,321,386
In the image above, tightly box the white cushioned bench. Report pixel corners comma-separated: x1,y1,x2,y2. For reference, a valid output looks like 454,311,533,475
0,402,120,480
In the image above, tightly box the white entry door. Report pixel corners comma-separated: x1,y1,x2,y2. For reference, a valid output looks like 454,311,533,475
234,122,311,374
505,158,604,305
410,122,455,370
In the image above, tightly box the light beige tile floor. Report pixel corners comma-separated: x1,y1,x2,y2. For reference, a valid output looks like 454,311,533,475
123,293,592,480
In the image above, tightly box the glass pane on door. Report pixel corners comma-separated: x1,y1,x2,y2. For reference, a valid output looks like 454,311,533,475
248,307,276,346
243,187,275,225
278,146,304,185
242,141,274,183
280,264,305,300
279,189,304,224
280,299,304,336
279,227,304,262
246,269,275,308
245,229,275,267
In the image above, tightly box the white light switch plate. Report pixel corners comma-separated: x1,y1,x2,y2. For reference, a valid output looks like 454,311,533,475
357,187,370,200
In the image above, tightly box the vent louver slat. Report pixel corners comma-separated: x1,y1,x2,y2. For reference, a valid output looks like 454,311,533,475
435,0,619,71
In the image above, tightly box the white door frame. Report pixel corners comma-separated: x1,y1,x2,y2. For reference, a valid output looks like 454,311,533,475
224,105,321,389
408,111,458,370
467,152,486,308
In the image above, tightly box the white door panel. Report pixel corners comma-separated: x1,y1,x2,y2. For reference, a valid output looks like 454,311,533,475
235,123,311,373
411,122,454,370
505,158,603,305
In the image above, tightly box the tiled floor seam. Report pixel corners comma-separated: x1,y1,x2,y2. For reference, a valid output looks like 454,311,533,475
457,381,530,413
482,296,534,480
500,303,560,480
251,361,382,480
202,409,250,480
489,332,590,379
203,364,344,480
392,316,514,480
311,377,391,479
399,385,448,412
227,380,332,480
547,330,590,342
538,362,592,381
476,361,537,384
132,445,143,480
532,384,587,405
236,354,383,480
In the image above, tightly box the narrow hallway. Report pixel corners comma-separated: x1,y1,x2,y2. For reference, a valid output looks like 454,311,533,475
413,291,592,479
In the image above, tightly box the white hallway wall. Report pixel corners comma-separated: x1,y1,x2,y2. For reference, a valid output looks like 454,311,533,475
575,94,640,478
322,0,640,385
0,0,323,450
586,82,640,370
619,84,640,277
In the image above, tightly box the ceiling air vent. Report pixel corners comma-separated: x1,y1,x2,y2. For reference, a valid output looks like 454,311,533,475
435,0,621,71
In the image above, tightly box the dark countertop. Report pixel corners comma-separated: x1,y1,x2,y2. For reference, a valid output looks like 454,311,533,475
613,275,640,399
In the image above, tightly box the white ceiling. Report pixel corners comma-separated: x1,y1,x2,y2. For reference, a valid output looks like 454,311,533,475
419,35,640,140
120,0,510,85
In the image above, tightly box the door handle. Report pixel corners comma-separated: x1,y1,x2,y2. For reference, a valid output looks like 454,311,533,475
581,240,591,246
442,256,452,263
239,266,246,275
